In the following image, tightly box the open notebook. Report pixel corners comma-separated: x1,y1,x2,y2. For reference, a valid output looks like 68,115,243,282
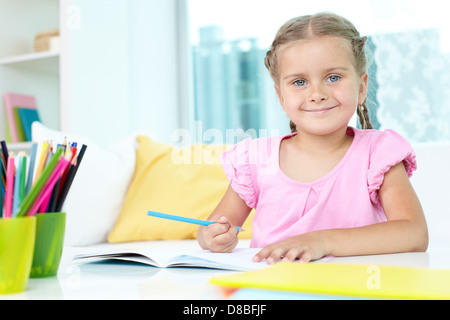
73,247,269,271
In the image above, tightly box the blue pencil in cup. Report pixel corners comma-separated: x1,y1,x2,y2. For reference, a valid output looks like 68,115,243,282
147,211,245,232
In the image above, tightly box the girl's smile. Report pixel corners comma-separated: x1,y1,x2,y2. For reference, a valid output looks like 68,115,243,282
301,105,338,114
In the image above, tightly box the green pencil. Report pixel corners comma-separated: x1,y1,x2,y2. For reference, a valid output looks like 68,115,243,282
16,147,64,218
19,153,27,203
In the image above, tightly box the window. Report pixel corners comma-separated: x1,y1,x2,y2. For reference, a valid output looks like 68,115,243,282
187,0,450,143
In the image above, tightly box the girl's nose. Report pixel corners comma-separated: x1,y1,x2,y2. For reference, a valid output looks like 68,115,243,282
308,84,328,103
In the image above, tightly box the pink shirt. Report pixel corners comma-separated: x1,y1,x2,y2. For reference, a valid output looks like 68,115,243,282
220,127,417,248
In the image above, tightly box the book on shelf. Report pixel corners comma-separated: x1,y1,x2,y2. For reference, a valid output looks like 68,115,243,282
17,107,41,141
3,92,41,142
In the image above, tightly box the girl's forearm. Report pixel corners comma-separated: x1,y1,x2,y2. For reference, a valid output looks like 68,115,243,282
320,220,428,257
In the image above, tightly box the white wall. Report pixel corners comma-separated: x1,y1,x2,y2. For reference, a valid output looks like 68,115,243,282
127,0,179,143
410,142,450,252
67,0,179,145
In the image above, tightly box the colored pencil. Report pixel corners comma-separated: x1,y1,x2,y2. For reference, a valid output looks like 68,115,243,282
47,179,60,212
38,151,54,213
147,211,245,232
0,140,85,218
47,152,63,213
16,147,63,218
28,152,71,217
0,159,5,202
25,142,38,194
55,144,87,212
0,150,6,183
4,154,15,219
0,141,9,170
33,141,49,185
0,152,5,188
57,145,77,198
19,153,27,201
12,152,26,217
1,141,8,188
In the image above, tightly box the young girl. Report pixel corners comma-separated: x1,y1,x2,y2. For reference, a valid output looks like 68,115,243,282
197,12,428,264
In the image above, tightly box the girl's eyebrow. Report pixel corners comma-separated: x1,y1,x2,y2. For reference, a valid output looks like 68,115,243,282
283,73,306,81
323,67,350,73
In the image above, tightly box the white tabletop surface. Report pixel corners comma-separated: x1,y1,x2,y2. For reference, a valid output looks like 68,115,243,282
1,240,450,300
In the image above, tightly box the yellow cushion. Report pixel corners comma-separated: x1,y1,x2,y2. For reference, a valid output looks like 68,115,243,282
108,136,253,243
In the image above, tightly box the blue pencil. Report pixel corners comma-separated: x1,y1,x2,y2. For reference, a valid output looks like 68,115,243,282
25,142,37,195
147,211,244,232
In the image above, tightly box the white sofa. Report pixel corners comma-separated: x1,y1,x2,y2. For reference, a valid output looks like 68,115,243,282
31,123,449,252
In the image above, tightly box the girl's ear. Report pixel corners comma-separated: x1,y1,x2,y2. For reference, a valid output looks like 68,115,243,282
274,84,286,112
358,73,369,105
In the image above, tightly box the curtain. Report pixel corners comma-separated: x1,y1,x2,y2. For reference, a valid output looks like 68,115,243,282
373,28,450,142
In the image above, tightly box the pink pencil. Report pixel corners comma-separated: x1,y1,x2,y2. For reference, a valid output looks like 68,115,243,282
38,189,53,213
4,155,15,219
28,153,71,217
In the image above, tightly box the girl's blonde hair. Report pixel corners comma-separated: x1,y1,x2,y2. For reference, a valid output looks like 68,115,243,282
264,12,372,131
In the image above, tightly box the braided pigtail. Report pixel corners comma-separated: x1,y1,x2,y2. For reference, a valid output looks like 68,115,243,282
357,102,373,130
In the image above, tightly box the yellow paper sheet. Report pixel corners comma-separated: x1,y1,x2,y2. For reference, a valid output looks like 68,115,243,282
210,262,450,299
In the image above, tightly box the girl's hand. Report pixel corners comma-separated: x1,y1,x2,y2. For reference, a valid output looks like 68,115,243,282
252,231,328,264
197,216,239,253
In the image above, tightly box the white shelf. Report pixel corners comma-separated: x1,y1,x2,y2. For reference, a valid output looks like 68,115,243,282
0,51,60,74
0,51,59,65
0,0,62,143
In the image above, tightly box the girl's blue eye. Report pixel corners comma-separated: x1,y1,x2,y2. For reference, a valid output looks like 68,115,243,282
293,79,306,87
327,75,341,83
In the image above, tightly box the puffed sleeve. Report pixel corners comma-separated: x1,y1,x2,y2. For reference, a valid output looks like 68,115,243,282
220,139,258,208
367,130,417,205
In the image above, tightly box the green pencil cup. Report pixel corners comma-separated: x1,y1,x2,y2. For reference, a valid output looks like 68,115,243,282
0,216,36,294
30,212,66,278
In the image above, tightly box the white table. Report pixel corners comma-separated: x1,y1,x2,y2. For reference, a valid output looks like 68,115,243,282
1,240,450,300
